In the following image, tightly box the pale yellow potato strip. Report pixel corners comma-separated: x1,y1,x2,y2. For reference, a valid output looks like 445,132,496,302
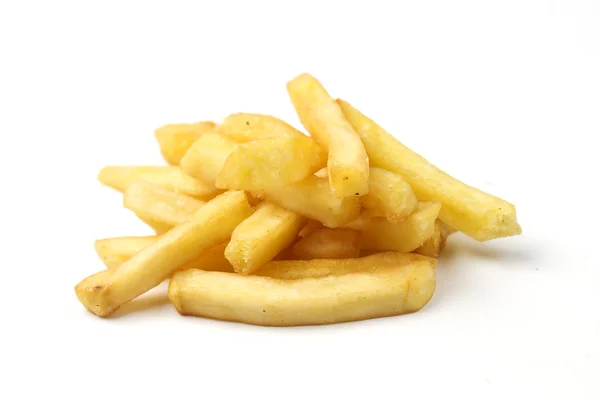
259,175,360,228
94,236,157,268
216,136,326,190
169,256,436,326
347,202,442,253
361,167,418,223
216,113,306,142
287,74,369,197
291,228,361,260
180,132,237,186
413,221,448,258
225,202,304,275
136,214,172,234
98,165,221,199
75,190,252,316
124,181,205,228
155,121,216,165
337,99,521,241
255,252,435,280
94,237,232,272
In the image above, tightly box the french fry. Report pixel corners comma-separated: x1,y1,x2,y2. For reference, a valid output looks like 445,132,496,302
136,214,172,234
255,251,434,279
298,219,323,237
216,113,306,142
291,228,361,260
287,74,369,197
313,166,417,223
259,175,360,228
347,202,442,253
337,99,521,241
180,132,237,186
361,167,418,223
216,136,327,190
124,181,205,228
98,166,221,199
313,167,328,179
94,236,156,268
169,255,436,326
225,202,304,275
75,190,252,316
413,221,448,258
94,237,232,272
155,121,216,165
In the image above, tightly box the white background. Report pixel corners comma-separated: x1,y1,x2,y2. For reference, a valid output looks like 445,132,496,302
1,1,599,399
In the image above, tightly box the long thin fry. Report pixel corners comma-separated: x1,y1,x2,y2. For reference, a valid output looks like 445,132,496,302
75,190,251,317
287,74,369,197
337,99,521,241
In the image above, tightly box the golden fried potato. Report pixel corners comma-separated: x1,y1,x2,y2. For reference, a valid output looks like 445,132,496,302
361,167,418,222
94,236,156,268
259,175,360,228
312,166,417,223
75,191,252,316
180,132,237,186
155,121,216,165
169,255,436,326
135,214,173,234
287,74,369,197
291,228,361,260
216,136,326,190
98,166,221,199
347,202,442,253
413,220,448,258
124,181,205,228
225,202,304,274
216,113,306,142
337,99,521,241
255,251,434,279
94,236,232,272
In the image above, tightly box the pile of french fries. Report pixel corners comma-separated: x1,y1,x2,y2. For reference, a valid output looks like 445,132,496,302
76,73,521,326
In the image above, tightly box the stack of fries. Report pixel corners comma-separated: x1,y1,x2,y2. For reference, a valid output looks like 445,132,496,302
76,73,521,326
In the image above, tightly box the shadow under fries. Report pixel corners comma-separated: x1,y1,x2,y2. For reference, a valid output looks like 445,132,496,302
110,284,171,318
425,233,533,310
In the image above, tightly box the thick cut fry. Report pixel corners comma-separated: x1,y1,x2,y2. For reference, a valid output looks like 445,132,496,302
255,251,435,279
98,166,221,199
259,175,360,228
169,257,436,326
180,132,237,186
287,74,369,197
361,167,418,223
225,202,304,275
337,99,521,241
347,202,442,253
216,113,305,142
291,228,361,260
94,237,232,272
216,136,327,190
75,190,252,317
124,182,205,228
155,121,216,165
94,236,157,268
413,221,448,258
